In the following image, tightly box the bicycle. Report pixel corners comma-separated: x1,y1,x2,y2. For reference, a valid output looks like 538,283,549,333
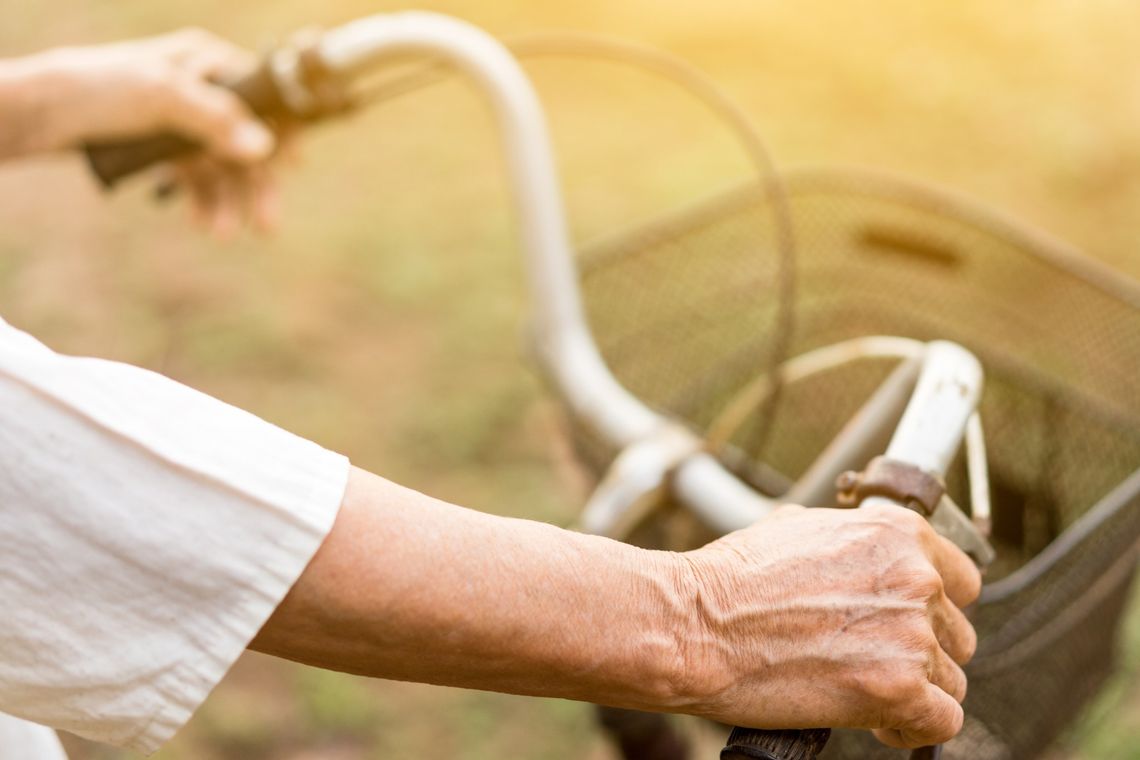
89,12,1140,759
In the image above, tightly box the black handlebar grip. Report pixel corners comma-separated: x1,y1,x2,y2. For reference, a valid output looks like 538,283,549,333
83,64,288,188
721,727,831,760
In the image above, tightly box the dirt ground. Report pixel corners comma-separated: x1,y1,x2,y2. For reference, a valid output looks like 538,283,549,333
1,1,1138,758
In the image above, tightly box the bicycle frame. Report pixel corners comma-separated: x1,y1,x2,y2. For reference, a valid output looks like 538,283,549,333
24,13,995,760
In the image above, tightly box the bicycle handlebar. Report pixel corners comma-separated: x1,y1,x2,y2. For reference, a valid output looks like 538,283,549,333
82,12,783,531
84,18,990,758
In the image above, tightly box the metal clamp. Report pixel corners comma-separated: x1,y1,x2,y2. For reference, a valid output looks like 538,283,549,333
270,30,355,119
836,456,946,516
836,456,996,567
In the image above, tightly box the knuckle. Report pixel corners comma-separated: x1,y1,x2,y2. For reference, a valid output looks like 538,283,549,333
913,566,945,599
897,506,931,534
175,26,213,46
862,503,930,542
954,621,979,664
930,700,965,743
139,70,173,95
900,692,963,747
882,561,943,602
153,83,198,122
207,91,248,123
935,650,968,701
914,634,944,669
136,74,182,118
871,727,908,750
861,501,901,521
192,89,244,129
859,662,927,706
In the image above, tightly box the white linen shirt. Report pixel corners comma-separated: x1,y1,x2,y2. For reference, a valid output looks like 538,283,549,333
0,317,350,757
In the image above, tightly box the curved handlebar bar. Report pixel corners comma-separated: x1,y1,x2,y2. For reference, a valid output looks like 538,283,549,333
84,11,778,525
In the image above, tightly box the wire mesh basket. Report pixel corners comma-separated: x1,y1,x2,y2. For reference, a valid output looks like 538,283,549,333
571,166,1140,759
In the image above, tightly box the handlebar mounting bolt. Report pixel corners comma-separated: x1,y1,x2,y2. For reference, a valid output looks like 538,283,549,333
835,470,860,507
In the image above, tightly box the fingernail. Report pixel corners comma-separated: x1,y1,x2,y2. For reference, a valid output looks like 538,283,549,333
231,122,275,161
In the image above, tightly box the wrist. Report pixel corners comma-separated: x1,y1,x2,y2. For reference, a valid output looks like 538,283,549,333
648,547,734,717
564,540,707,715
0,49,83,158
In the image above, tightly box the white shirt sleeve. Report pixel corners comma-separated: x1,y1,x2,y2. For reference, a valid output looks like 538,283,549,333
0,714,66,760
0,715,66,760
0,318,350,755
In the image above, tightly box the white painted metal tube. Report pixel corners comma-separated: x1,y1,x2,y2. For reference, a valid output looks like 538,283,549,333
672,452,777,533
576,425,697,536
316,12,783,535
313,16,986,541
318,13,661,448
862,341,984,511
681,342,983,532
705,336,926,449
965,412,992,529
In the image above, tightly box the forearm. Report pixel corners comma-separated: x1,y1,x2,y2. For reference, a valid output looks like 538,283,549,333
251,466,981,747
251,466,697,713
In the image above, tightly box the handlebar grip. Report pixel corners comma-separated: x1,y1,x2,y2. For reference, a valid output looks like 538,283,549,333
83,64,287,188
721,727,831,760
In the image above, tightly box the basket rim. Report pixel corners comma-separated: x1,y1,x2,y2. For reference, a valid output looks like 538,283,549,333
577,163,1140,310
981,466,1140,603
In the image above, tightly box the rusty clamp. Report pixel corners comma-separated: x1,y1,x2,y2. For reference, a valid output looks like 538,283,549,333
835,456,946,516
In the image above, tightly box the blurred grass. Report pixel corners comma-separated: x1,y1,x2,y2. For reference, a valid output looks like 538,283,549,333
1,1,1138,758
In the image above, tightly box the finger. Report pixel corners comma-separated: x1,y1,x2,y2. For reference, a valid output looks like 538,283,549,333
165,27,257,74
877,684,965,748
273,122,304,166
174,159,218,228
930,591,978,665
927,533,982,609
185,42,258,81
929,644,968,703
872,727,909,750
158,78,274,165
245,165,281,233
208,168,241,239
150,164,181,202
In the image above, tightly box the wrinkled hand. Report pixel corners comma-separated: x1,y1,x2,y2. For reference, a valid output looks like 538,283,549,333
676,503,981,749
32,29,285,234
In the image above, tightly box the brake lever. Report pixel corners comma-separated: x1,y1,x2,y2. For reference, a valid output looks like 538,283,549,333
929,495,995,569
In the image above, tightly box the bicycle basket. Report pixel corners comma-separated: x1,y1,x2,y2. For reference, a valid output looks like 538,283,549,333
571,166,1140,759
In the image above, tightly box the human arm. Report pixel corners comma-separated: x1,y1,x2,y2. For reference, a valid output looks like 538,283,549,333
253,466,982,749
0,29,282,233
0,314,978,752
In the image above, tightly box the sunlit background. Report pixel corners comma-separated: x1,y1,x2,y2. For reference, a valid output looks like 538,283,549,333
1,1,1138,758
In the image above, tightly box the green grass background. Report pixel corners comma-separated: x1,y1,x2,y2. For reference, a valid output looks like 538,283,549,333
0,1,1137,758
